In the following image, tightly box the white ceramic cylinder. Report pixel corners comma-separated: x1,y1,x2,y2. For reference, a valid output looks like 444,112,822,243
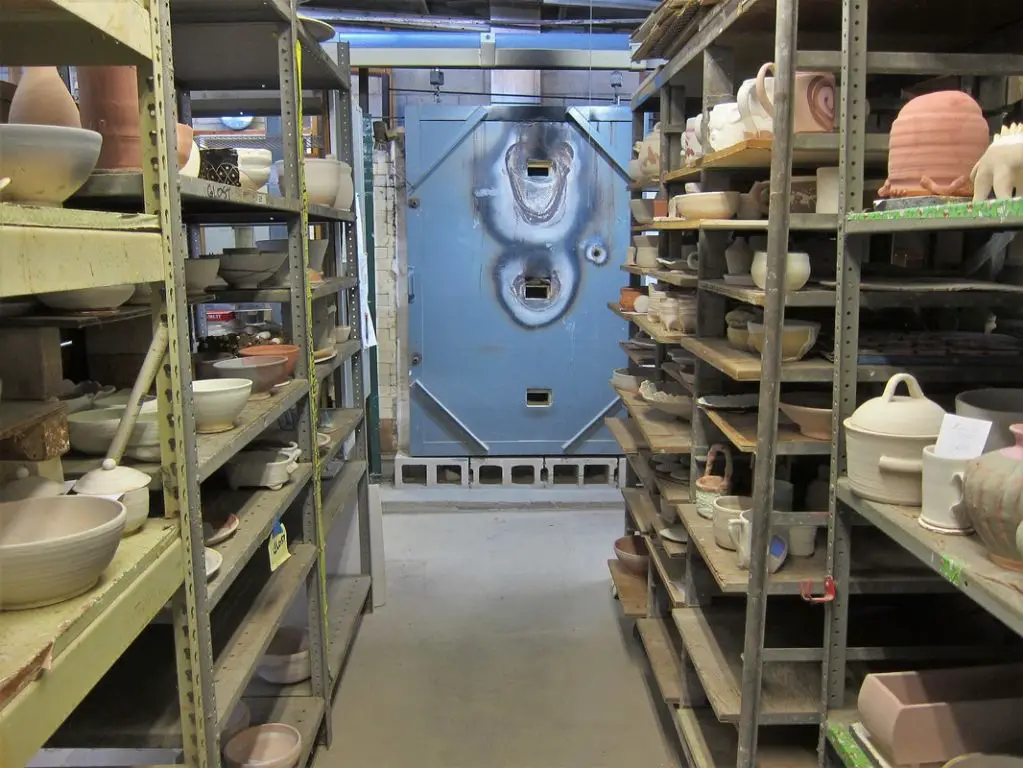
788,527,817,557
920,445,975,534
816,167,840,213
751,251,811,292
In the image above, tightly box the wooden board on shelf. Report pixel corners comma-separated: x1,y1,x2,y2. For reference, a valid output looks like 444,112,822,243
616,386,693,454
636,618,682,704
641,215,837,232
644,535,687,607
0,400,68,461
703,408,831,455
672,605,822,725
621,264,698,288
608,559,647,617
608,302,686,344
606,416,647,455
679,336,833,383
701,279,837,308
677,707,820,768
623,487,660,534
656,475,690,505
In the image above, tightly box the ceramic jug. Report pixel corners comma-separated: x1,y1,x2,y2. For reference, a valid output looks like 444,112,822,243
9,67,80,127
961,424,1023,571
77,66,142,170
755,63,835,134
737,77,773,137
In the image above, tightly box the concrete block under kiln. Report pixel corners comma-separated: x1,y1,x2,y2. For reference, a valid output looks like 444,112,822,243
857,663,1023,766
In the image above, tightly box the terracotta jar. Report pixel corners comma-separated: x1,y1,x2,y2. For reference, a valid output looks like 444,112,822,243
8,67,80,127
77,66,142,170
880,91,990,199
619,287,642,312
961,424,1023,571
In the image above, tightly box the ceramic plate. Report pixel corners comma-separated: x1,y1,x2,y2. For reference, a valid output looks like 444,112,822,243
298,15,335,42
669,470,690,482
659,526,688,543
204,513,240,546
697,394,760,412
314,349,338,364
205,548,223,580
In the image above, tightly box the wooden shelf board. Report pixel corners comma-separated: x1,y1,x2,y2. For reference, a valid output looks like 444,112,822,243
662,361,695,392
701,279,837,308
644,535,687,607
672,605,822,725
623,487,660,534
638,214,837,232
703,408,831,456
608,302,687,345
0,400,65,441
656,475,691,506
621,264,699,288
608,559,647,617
616,386,693,454
606,416,647,454
324,460,369,537
620,340,658,367
679,336,833,383
636,618,682,704
677,707,820,768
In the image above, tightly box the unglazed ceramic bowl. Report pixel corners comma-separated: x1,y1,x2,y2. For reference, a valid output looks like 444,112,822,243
629,198,656,224
192,379,252,434
256,626,311,684
185,258,220,293
67,406,159,456
224,723,302,768
275,157,350,207
38,284,135,312
614,534,648,575
240,344,300,377
747,320,820,362
779,392,833,440
194,351,235,380
675,191,740,220
219,251,288,289
255,238,330,283
0,496,126,609
213,355,289,400
611,368,642,393
0,124,102,206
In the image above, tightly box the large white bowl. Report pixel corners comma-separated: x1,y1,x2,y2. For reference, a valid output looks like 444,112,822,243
224,723,302,768
192,379,252,434
675,191,740,220
38,284,135,312
274,158,351,207
256,626,311,684
185,258,221,293
0,496,127,609
218,251,288,289
67,406,159,456
0,124,102,206
955,389,1023,451
255,239,329,272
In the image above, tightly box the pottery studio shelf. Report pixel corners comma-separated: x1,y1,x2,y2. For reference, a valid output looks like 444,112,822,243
323,459,369,537
315,339,362,382
0,207,163,298
71,174,356,223
674,706,819,768
837,478,1023,637
210,275,358,305
646,533,689,606
0,521,182,768
636,213,838,232
847,197,1023,234
607,416,647,456
621,264,698,288
615,386,692,454
625,487,686,557
637,618,684,704
608,302,686,345
660,135,890,183
702,408,830,455
0,0,154,62
609,560,648,617
319,407,365,465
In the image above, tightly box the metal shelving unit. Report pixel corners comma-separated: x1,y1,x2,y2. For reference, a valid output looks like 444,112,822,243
0,2,372,766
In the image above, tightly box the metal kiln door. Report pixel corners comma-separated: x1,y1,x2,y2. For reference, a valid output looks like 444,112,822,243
405,105,629,457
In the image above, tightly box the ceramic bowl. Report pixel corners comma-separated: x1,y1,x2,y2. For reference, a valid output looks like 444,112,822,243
275,158,349,207
256,626,311,684
224,723,302,768
240,344,300,378
611,368,642,393
185,258,220,293
712,495,752,550
0,496,127,609
675,191,740,220
726,325,750,351
779,392,833,440
332,159,355,211
955,389,1023,451
254,239,330,286
192,379,252,434
747,320,820,362
0,124,102,206
614,534,648,575
214,355,289,400
629,199,656,224
38,284,135,312
219,251,288,289
194,351,235,380
67,406,159,456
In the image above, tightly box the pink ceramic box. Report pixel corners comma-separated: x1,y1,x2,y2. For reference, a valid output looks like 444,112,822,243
858,664,1023,766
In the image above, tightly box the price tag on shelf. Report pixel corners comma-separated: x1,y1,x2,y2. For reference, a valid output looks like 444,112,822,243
934,414,991,460
268,519,290,572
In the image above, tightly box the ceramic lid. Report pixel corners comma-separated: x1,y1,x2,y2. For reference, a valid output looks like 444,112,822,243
0,467,65,501
846,373,945,437
74,459,151,496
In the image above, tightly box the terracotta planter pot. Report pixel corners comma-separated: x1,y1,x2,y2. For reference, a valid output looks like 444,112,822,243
880,90,990,199
619,287,642,312
9,67,81,128
961,424,1023,571
77,66,142,170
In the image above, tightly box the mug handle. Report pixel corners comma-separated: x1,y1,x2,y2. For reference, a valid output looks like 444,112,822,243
687,253,700,271
755,62,776,118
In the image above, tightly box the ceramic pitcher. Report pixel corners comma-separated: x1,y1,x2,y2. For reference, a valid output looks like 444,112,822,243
737,77,773,137
755,63,835,134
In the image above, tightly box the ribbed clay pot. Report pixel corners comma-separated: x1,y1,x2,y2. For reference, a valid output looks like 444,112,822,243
961,424,1023,571
880,91,990,199
77,66,142,170
9,67,81,128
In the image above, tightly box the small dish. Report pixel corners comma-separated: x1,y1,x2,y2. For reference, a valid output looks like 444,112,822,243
314,347,338,364
203,513,240,546
659,526,688,543
205,547,223,580
697,394,760,412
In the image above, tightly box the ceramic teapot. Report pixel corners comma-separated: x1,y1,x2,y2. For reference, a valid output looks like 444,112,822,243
755,63,836,134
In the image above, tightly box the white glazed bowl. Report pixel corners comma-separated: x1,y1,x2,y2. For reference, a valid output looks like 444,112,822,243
38,284,135,312
255,239,329,273
213,356,289,399
275,158,349,207
779,392,833,440
224,723,302,768
629,199,656,224
219,251,288,289
0,496,127,609
256,626,311,684
185,258,221,293
192,379,252,434
67,406,159,456
675,191,740,220
611,368,643,393
0,124,102,206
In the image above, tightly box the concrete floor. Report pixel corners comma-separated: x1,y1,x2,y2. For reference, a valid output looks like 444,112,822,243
315,507,681,768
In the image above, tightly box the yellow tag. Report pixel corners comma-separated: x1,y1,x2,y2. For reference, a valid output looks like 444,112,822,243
268,521,291,572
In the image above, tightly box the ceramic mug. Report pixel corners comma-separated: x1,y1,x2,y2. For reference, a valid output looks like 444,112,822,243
756,63,836,134
921,445,976,534
713,496,751,550
787,527,817,557
728,511,789,572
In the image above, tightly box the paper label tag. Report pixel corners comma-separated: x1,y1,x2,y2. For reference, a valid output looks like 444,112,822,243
934,414,991,460
268,521,291,572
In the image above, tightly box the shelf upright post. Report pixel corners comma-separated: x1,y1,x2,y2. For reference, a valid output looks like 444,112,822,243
141,0,218,764
821,0,870,749
279,2,332,732
737,0,799,763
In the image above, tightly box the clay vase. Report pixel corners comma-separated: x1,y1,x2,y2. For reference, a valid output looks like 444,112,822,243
880,91,990,199
77,66,142,170
755,64,835,133
619,287,642,312
176,124,194,170
9,67,81,128
960,424,1023,571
